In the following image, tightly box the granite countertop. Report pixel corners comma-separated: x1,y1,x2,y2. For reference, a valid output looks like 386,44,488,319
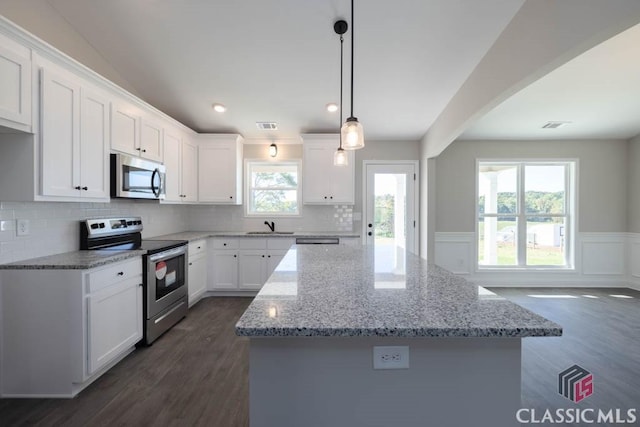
235,245,563,338
148,231,361,242
0,249,146,270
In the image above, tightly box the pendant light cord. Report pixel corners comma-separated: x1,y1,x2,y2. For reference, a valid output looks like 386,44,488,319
339,33,344,149
350,0,354,118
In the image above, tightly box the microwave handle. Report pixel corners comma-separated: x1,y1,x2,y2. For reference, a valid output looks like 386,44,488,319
151,168,161,198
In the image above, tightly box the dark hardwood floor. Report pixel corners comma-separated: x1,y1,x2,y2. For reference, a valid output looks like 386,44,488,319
0,288,638,427
0,297,253,427
489,287,640,425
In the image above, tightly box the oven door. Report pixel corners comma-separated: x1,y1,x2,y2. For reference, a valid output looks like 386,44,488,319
146,245,188,318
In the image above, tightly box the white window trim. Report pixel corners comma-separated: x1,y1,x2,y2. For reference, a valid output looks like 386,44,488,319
244,159,302,217
475,159,577,271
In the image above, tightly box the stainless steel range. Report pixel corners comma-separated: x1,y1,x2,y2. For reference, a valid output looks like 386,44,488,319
80,217,188,345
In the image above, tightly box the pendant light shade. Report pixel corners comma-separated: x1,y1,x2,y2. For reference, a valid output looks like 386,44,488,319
341,117,364,150
333,19,349,166
342,0,364,150
334,147,348,166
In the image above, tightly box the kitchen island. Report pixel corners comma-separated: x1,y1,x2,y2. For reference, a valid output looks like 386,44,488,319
236,245,562,427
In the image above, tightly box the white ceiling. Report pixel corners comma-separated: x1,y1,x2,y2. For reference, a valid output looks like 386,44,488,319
46,0,525,141
461,21,640,141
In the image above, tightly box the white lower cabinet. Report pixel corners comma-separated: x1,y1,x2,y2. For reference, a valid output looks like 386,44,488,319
0,257,143,397
87,275,142,375
238,250,268,290
187,239,207,305
209,237,294,292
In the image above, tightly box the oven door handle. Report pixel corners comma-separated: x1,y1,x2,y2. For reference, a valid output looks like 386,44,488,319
148,246,187,262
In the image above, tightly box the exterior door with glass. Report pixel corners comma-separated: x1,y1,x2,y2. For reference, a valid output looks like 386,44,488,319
364,162,419,256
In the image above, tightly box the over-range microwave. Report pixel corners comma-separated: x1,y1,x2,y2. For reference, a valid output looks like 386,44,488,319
111,153,166,200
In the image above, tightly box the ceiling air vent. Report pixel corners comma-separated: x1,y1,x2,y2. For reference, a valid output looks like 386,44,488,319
256,122,278,130
542,121,571,129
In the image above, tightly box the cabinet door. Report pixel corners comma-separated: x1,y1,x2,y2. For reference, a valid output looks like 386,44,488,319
303,144,331,203
87,277,142,375
79,87,110,200
239,250,268,290
330,150,355,203
111,100,139,156
210,250,239,290
267,250,288,276
188,254,207,305
140,118,163,162
303,138,355,204
181,139,198,202
163,130,182,202
198,142,240,204
40,68,81,197
0,44,30,128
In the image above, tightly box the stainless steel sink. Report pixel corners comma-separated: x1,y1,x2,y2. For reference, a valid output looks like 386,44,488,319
246,231,294,235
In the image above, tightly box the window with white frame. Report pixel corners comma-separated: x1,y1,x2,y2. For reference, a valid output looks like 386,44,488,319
477,161,575,268
245,161,300,216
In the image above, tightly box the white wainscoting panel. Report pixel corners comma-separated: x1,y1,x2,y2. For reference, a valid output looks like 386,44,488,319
627,233,640,290
580,233,626,276
434,231,630,287
434,233,474,275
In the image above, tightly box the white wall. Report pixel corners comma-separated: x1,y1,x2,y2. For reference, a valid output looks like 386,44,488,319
627,134,640,290
435,139,628,233
432,138,631,286
0,200,189,264
0,0,140,96
353,140,421,233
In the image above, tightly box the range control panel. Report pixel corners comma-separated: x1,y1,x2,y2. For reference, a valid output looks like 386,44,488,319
84,217,143,236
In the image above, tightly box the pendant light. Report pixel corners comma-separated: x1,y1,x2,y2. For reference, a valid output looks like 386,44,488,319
334,19,348,166
341,0,364,150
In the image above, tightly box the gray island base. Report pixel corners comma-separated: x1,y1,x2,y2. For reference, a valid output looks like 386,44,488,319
236,245,561,427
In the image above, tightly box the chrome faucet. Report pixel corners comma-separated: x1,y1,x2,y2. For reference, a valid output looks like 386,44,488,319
264,221,275,232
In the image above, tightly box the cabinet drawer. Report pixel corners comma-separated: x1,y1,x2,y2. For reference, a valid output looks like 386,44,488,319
267,238,295,250
189,239,207,256
212,238,239,249
87,258,142,293
239,238,267,250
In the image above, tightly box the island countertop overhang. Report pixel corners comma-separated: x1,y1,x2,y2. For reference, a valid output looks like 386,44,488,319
235,245,562,338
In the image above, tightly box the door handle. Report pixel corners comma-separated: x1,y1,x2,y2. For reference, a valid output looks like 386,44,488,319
368,223,372,228
368,232,372,236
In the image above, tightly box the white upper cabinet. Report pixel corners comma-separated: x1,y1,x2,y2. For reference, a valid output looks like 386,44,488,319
140,116,163,162
198,134,243,204
79,87,110,200
181,138,198,202
111,100,163,162
163,129,197,203
302,134,355,204
0,37,31,131
40,66,109,201
110,99,140,156
163,129,182,202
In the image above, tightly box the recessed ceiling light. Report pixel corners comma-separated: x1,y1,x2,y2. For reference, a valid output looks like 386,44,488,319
212,103,227,113
326,103,338,113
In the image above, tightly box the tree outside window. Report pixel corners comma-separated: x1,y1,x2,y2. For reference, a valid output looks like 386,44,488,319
246,161,300,216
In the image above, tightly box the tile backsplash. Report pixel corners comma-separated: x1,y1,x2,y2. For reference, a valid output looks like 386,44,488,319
0,201,353,264
0,200,189,264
